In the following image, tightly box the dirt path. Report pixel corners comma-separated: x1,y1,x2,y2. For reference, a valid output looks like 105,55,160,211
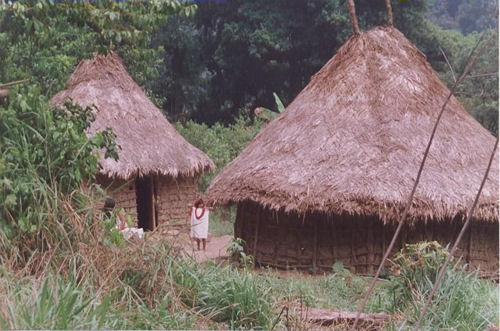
148,223,233,263
184,234,233,263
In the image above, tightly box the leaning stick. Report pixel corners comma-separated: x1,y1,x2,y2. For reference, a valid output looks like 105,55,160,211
0,78,30,89
413,137,498,330
351,30,495,331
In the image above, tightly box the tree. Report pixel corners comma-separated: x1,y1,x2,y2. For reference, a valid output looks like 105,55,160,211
0,1,196,97
154,0,428,124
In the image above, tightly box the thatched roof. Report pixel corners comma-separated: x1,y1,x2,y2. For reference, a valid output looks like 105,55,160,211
51,52,215,179
206,26,499,223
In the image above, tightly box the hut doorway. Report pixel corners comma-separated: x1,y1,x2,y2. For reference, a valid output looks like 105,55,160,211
135,176,156,231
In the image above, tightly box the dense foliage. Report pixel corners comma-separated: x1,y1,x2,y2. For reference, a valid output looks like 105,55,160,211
176,115,264,190
0,1,195,97
427,0,498,34
2,0,497,132
0,87,117,239
151,0,498,135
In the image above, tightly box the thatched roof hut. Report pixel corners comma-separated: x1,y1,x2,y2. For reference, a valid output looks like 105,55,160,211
52,51,214,230
52,51,214,179
207,26,498,223
206,26,498,274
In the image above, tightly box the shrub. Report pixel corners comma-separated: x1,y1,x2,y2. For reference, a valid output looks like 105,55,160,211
176,114,264,191
0,86,117,241
376,241,499,330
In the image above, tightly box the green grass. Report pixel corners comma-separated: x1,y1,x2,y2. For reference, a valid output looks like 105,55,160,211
369,242,500,330
258,268,378,311
1,243,498,330
209,207,235,237
373,267,499,330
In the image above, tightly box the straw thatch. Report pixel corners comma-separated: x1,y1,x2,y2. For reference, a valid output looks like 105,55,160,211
206,26,499,223
51,51,215,179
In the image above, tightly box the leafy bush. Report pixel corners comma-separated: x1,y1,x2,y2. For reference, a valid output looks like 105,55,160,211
0,87,117,240
176,114,264,191
373,241,499,330
388,241,449,309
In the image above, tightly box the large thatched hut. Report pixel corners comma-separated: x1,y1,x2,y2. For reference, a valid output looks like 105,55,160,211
206,26,499,275
52,52,214,230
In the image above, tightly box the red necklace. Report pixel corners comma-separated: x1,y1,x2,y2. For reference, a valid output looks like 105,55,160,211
195,207,205,220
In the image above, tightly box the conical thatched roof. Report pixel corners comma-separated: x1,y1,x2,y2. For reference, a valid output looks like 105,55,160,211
206,26,498,223
51,52,215,179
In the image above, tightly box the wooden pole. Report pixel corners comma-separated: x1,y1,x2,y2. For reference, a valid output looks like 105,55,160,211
467,223,473,264
313,221,318,273
253,208,261,258
346,0,360,35
385,0,393,27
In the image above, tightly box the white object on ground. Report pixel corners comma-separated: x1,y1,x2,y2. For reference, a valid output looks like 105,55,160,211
121,227,144,240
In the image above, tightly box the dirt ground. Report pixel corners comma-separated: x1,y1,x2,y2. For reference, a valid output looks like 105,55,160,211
184,234,233,263
147,223,233,263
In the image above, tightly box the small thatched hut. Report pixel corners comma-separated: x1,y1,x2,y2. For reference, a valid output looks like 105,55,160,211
206,26,499,275
52,52,214,230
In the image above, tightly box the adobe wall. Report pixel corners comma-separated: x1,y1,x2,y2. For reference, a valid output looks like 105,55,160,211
236,201,499,276
96,175,138,226
97,174,199,228
156,175,199,226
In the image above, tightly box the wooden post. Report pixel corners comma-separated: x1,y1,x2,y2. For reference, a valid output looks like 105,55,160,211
347,0,360,35
467,223,473,265
253,208,261,259
313,221,318,273
331,215,336,263
385,0,393,27
153,175,159,228
381,221,386,261
351,217,357,271
149,176,155,230
235,204,244,239
368,216,375,274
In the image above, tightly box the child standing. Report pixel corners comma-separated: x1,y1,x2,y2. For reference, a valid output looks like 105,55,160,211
190,198,210,251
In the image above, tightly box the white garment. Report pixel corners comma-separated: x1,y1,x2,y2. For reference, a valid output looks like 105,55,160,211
190,207,209,239
121,227,144,240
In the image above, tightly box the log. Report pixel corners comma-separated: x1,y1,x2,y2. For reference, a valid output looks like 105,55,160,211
305,307,390,327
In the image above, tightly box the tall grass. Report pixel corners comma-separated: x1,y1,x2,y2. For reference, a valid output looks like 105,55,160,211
369,242,499,330
260,266,375,311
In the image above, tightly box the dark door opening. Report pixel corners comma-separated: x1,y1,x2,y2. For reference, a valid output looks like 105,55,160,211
136,176,155,231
